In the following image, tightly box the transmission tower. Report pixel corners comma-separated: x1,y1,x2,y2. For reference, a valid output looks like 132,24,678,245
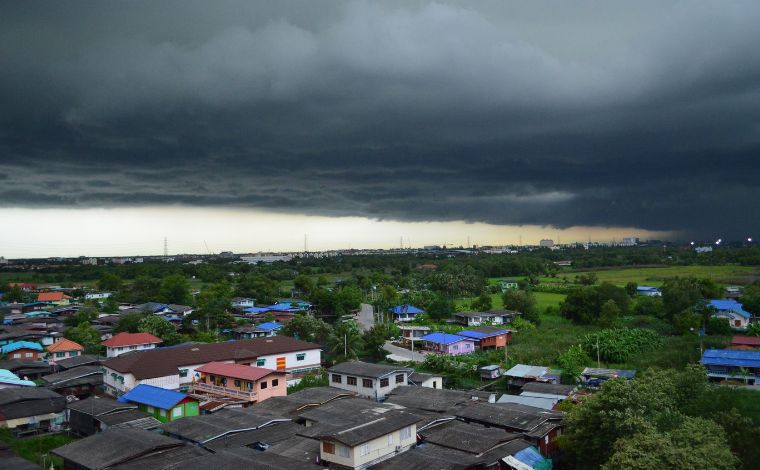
163,237,168,257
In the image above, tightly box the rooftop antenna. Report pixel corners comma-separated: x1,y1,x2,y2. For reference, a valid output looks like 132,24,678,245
163,237,168,257
467,236,471,249
304,234,309,253
518,234,522,246
203,240,211,255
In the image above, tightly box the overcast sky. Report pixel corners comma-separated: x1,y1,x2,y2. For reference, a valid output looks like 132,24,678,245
1,1,759,256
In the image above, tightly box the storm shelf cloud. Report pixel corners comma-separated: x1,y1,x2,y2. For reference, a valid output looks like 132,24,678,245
1,0,760,240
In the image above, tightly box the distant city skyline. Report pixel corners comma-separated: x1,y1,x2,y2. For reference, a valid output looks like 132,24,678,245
0,207,671,259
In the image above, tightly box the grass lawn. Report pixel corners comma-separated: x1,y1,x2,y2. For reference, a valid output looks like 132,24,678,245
455,291,566,314
566,265,758,287
0,429,74,469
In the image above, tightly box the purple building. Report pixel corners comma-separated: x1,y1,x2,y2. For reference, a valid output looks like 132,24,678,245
420,333,476,356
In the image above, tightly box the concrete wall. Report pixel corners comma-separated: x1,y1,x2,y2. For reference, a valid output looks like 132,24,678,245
320,424,417,468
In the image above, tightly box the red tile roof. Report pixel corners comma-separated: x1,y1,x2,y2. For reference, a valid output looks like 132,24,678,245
46,338,83,352
732,335,760,347
37,292,71,302
196,361,284,381
102,332,162,348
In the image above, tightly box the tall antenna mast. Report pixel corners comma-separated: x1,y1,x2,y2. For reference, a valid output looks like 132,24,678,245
400,236,403,250
304,234,308,253
163,237,168,257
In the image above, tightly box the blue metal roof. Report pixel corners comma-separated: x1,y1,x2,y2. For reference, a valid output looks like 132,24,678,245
513,446,549,468
701,349,760,368
458,329,510,340
708,300,751,319
256,322,282,331
117,384,189,409
390,304,424,315
1,341,43,354
0,369,36,387
637,286,660,291
420,332,471,345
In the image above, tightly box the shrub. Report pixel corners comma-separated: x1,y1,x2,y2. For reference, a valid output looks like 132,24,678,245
582,328,661,363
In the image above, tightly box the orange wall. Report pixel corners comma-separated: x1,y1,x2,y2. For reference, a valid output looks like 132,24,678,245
256,374,287,401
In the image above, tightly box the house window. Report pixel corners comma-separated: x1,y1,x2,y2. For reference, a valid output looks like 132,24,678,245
160,409,167,417
332,374,342,384
261,381,268,389
395,374,404,384
118,376,124,383
362,379,373,388
256,359,266,367
234,379,241,387
172,407,183,418
55,352,66,358
380,378,389,387
452,344,459,351
179,369,188,378
147,406,154,413
296,353,306,361
129,346,137,350
323,442,335,454
399,426,412,440
25,352,33,358
338,445,350,458
347,376,357,386
387,434,394,446
359,444,370,457
272,379,279,387
13,354,20,358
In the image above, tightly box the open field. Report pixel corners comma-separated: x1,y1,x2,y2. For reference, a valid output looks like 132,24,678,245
567,265,758,286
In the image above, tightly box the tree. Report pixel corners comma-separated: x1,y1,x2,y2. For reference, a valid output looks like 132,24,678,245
661,277,719,321
125,276,161,303
235,274,280,305
427,295,455,321
115,313,148,333
633,296,665,318
138,315,180,345
603,417,738,470
334,286,363,315
327,320,364,361
746,321,760,337
739,284,760,315
65,321,102,353
3,284,24,303
673,309,702,335
97,273,122,292
577,272,598,285
363,323,400,360
192,282,235,330
598,299,621,328
706,316,733,336
503,289,540,325
624,282,638,297
556,344,590,384
560,286,600,324
102,296,119,313
280,314,332,343
470,291,493,311
64,305,99,327
293,274,315,296
159,274,191,305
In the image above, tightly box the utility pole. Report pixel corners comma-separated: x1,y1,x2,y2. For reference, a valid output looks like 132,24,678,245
344,333,347,357
596,336,601,368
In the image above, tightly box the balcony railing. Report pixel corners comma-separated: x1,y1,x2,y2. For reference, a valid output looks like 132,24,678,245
191,382,257,401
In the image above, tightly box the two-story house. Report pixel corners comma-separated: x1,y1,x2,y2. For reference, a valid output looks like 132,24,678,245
102,336,321,396
701,349,760,386
708,300,752,329
193,361,287,404
0,341,44,360
328,361,414,401
457,326,512,350
102,332,162,358
318,411,421,468
45,338,84,365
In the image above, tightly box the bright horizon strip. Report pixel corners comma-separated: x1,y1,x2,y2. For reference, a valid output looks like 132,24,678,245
0,207,675,259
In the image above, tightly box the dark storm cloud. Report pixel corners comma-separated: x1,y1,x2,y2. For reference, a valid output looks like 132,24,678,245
1,0,760,239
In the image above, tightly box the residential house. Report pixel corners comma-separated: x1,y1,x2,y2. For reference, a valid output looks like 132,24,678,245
85,292,112,300
407,371,443,389
52,428,198,469
0,359,52,380
67,396,160,436
231,297,256,308
389,304,424,322
701,349,760,386
102,336,321,396
37,291,72,305
636,286,662,297
730,335,760,350
725,286,743,299
520,381,577,400
327,361,414,401
0,369,36,389
478,365,502,380
419,333,476,356
102,332,162,358
454,310,519,327
496,393,559,410
117,384,199,423
41,365,103,398
0,387,66,434
458,326,512,350
0,341,44,360
55,354,101,371
318,411,421,468
505,364,561,387
193,361,287,404
397,325,430,350
498,279,520,291
580,367,636,388
46,338,84,365
709,300,752,329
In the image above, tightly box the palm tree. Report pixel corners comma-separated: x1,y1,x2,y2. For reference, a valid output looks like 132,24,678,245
327,320,364,361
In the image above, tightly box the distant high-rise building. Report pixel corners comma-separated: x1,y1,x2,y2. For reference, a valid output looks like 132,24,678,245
539,239,554,248
0,256,7,265
622,237,639,246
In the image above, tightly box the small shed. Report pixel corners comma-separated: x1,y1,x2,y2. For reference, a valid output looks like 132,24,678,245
479,365,502,380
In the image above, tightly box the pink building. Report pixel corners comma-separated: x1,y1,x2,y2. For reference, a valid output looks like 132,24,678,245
193,361,287,404
420,333,476,356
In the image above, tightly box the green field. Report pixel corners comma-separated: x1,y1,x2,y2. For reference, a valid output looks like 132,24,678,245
567,265,758,287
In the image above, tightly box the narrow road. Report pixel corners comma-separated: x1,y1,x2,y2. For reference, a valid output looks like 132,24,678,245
383,341,427,363
356,303,375,332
